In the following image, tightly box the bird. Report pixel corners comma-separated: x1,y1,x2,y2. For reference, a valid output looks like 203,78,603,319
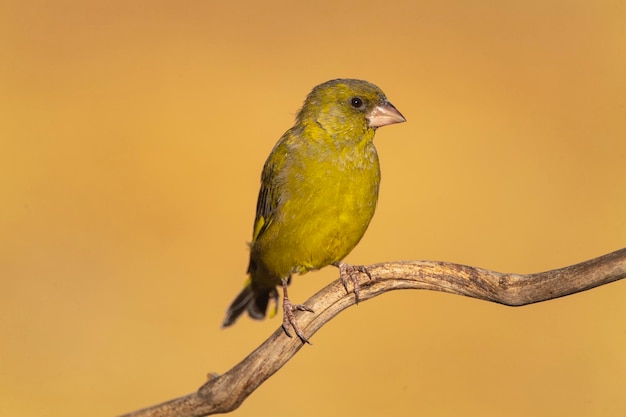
221,78,405,344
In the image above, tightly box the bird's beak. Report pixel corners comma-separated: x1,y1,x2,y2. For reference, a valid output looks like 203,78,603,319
367,102,406,128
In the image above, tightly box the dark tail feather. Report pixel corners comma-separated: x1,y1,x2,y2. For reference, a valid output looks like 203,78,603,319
221,282,278,328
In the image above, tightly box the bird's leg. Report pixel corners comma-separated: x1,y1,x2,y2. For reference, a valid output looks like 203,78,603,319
281,278,314,345
332,261,373,304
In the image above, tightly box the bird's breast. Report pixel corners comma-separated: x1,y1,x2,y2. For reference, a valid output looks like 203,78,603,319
251,140,381,280
280,144,380,268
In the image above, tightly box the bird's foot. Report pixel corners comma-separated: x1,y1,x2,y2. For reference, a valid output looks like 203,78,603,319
332,262,373,304
280,278,314,345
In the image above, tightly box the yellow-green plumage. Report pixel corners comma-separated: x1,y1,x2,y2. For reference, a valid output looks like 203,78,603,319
222,79,405,336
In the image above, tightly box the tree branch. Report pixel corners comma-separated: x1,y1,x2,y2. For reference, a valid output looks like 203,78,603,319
121,247,626,417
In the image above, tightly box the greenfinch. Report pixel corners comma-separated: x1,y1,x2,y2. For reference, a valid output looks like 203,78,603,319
222,79,405,343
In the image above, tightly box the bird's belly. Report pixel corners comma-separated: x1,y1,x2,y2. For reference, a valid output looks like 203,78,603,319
257,172,379,277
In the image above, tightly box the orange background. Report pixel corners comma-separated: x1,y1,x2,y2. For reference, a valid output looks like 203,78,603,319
2,1,625,416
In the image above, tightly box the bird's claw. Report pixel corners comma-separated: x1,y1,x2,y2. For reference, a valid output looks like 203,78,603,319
281,299,314,344
333,262,372,304
281,278,314,344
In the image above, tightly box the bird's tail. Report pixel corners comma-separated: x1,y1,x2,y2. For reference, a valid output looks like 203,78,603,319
221,279,278,328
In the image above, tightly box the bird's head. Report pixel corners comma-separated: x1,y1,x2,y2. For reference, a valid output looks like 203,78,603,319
296,79,406,141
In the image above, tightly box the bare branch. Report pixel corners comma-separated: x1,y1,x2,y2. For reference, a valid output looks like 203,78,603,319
121,247,626,417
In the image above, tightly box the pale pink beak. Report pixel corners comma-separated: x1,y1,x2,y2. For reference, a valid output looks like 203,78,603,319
367,102,406,128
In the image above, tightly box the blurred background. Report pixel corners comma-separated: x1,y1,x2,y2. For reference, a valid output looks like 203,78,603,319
1,1,625,416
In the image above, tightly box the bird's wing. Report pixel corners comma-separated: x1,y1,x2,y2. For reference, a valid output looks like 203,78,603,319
251,135,290,243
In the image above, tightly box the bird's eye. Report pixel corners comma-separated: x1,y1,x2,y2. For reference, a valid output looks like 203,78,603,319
350,97,363,108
